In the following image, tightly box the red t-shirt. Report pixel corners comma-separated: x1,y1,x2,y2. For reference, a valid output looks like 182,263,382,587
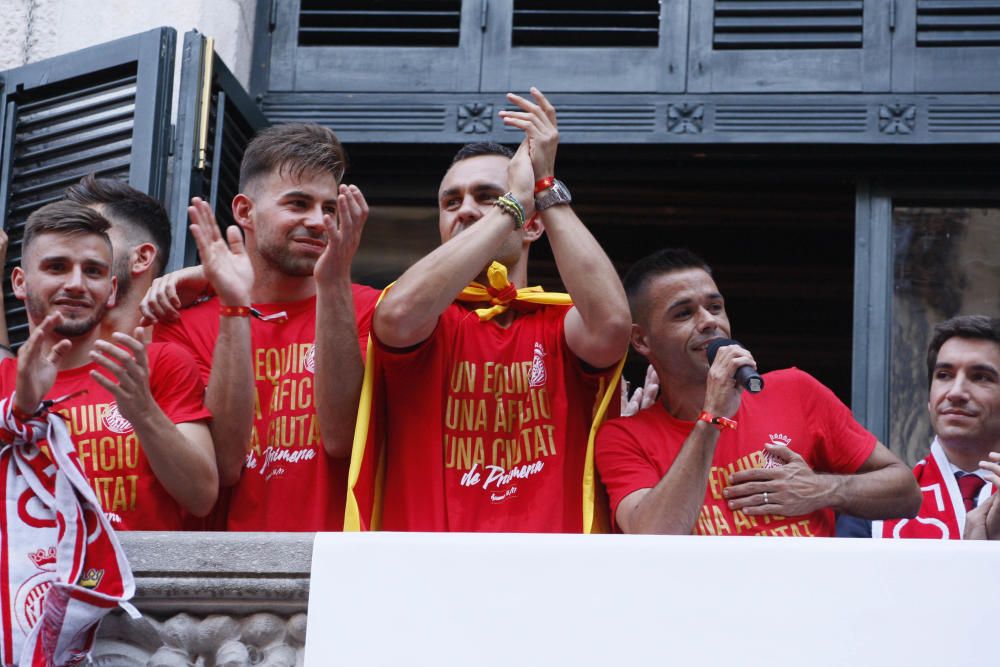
155,286,380,531
378,302,619,532
0,342,212,531
596,368,876,537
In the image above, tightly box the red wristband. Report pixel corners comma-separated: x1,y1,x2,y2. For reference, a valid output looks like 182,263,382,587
698,410,737,431
534,176,555,194
220,305,251,318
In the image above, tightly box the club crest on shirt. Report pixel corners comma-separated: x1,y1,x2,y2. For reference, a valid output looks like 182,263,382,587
304,345,316,374
762,433,791,468
529,342,547,388
101,403,133,434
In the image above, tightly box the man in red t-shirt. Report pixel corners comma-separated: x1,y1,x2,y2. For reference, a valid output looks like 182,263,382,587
360,88,631,532
596,248,921,536
147,124,379,531
2,201,216,530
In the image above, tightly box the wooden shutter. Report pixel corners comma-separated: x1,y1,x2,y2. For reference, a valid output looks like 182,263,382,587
481,0,686,92
169,31,269,271
0,28,174,345
689,0,890,92
916,0,1000,47
268,0,483,93
298,0,463,47
713,0,864,49
893,0,1000,91
511,0,660,47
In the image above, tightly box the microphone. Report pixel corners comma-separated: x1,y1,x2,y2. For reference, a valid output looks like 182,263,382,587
707,338,764,393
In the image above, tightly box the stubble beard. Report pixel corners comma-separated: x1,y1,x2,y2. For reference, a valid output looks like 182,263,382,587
257,239,318,278
26,293,106,338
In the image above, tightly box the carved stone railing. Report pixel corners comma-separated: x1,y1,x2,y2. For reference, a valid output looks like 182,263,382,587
93,532,313,666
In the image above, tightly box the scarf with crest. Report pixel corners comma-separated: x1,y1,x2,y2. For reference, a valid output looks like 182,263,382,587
874,439,995,540
0,396,135,666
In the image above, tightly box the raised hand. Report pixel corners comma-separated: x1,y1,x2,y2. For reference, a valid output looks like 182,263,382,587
15,312,72,414
88,326,156,424
139,265,210,324
622,365,660,416
704,343,756,420
506,140,536,214
964,452,1000,540
314,184,368,285
188,197,253,308
500,87,559,182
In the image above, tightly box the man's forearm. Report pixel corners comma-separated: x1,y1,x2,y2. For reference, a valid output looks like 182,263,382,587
375,209,516,347
206,316,254,486
626,422,720,534
543,206,628,331
315,278,363,458
823,462,921,520
131,410,217,516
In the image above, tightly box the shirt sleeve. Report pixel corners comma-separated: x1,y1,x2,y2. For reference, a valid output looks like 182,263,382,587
147,342,213,425
153,306,215,384
799,370,876,474
596,416,665,528
554,305,623,420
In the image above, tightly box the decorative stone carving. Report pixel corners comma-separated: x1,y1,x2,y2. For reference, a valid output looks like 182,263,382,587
87,533,314,663
878,104,916,134
667,103,704,134
95,612,308,666
457,102,493,133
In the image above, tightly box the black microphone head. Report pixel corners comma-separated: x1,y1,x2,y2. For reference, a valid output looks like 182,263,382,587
706,338,741,365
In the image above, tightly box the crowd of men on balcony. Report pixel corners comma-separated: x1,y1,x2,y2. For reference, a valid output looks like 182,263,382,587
1,89,997,540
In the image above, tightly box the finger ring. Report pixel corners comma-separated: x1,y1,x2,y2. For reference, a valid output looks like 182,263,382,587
763,492,768,505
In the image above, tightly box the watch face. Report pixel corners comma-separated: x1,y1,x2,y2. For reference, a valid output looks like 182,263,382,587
536,180,572,210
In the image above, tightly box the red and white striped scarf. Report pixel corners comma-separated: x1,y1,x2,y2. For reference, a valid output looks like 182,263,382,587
874,438,995,540
0,396,135,666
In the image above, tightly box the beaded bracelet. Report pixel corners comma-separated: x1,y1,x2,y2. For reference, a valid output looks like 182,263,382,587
493,192,526,229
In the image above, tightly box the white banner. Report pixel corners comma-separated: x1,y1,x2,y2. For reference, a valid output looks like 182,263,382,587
307,533,997,666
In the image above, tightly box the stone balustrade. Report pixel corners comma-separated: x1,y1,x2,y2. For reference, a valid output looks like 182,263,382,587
93,532,313,666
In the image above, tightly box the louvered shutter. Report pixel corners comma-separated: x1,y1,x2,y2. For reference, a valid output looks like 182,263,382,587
169,31,269,272
481,0,685,92
894,0,1000,90
689,0,890,92
267,0,483,93
713,0,865,49
916,0,1000,46
0,28,175,346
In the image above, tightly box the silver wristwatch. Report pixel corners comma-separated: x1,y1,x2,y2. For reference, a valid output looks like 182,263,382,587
535,179,572,211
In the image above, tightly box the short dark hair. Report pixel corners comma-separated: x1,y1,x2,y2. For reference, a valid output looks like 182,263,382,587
240,123,348,192
23,201,111,255
64,174,171,274
622,248,713,321
926,315,1000,387
450,142,515,165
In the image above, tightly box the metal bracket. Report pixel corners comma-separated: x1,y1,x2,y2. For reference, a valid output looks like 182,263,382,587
195,36,215,171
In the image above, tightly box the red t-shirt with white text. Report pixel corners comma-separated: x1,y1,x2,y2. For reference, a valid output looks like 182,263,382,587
0,342,212,530
378,302,619,532
155,287,380,531
596,368,875,537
